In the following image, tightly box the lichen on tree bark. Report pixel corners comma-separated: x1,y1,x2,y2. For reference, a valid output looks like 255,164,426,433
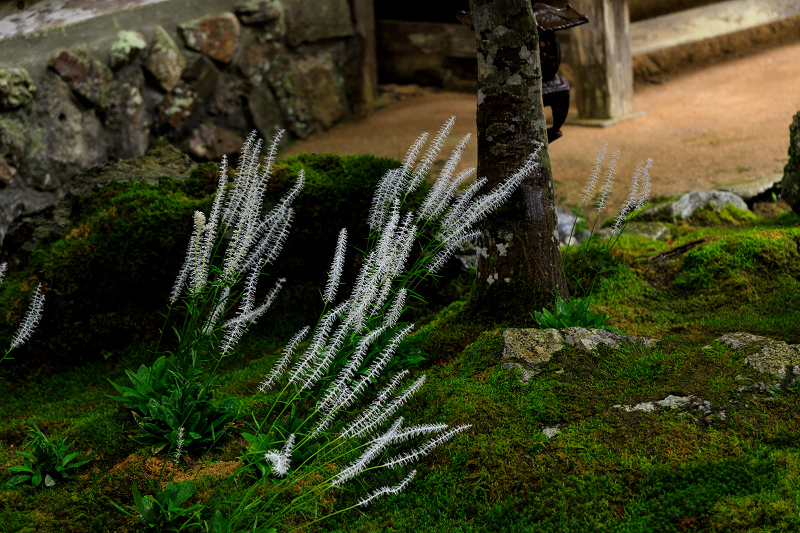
465,0,569,326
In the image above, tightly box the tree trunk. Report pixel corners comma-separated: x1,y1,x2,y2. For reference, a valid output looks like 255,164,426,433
467,0,568,325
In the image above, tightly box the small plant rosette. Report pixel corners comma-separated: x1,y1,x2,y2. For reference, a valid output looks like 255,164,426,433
6,422,91,488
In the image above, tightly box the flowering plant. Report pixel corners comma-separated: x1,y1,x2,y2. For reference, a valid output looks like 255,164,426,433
533,143,653,330
129,117,543,530
0,262,46,365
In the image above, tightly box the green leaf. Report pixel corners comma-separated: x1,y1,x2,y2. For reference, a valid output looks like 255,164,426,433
131,483,146,513
62,452,78,465
169,481,196,507
7,464,34,475
6,474,32,487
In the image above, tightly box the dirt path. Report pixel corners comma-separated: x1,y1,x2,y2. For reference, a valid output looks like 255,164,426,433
279,41,800,218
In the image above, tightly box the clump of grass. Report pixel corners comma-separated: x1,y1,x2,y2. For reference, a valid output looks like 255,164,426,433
102,117,542,530
532,143,654,331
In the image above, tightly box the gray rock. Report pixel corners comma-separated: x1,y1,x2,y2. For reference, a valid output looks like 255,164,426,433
181,52,220,103
501,327,659,383
144,26,186,92
47,45,113,108
187,123,243,161
639,189,750,222
499,328,800,439
203,71,250,134
235,1,283,26
266,46,345,138
22,71,106,192
102,65,151,161
156,80,197,133
715,174,783,204
780,111,800,215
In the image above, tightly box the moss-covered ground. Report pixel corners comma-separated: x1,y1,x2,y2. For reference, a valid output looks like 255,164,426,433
1,169,799,532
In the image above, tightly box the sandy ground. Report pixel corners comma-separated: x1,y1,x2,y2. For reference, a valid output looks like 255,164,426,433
277,41,800,218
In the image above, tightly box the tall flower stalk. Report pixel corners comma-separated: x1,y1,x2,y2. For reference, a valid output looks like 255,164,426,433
534,144,654,331
1,262,46,365
190,117,543,531
166,129,304,377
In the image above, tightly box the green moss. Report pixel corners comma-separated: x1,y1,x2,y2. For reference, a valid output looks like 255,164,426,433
688,203,759,226
455,328,506,377
0,165,220,369
673,229,800,291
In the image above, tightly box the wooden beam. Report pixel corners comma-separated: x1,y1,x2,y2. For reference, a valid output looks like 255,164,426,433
567,0,635,120
350,0,377,117
376,19,476,59
631,0,800,55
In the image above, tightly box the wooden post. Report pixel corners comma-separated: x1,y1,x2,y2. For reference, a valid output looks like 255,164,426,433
568,0,640,122
350,0,377,118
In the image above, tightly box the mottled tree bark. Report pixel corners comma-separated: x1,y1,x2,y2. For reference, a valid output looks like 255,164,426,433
467,0,568,323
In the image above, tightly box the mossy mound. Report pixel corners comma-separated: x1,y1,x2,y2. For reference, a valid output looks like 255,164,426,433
0,163,220,373
0,151,471,374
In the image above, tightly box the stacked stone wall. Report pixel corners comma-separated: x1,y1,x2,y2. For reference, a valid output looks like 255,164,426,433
0,0,372,244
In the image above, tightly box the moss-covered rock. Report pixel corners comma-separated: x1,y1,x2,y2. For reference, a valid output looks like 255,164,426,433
0,149,472,374
0,164,219,371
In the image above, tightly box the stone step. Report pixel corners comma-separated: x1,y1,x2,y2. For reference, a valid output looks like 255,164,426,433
631,0,800,55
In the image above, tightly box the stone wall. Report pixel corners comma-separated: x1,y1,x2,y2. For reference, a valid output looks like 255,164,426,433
0,0,374,244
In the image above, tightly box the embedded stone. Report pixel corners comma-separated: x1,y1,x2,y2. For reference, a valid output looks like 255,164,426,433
156,81,197,131
500,327,661,387
181,52,219,102
144,26,186,92
179,13,241,64
102,66,150,161
47,45,113,108
234,35,281,80
266,49,344,138
0,68,36,109
187,123,243,161
26,72,106,192
639,189,749,222
716,332,800,384
498,328,800,439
